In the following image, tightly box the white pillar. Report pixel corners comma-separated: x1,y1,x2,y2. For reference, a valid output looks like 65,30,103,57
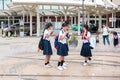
30,12,33,36
23,11,25,23
78,11,80,35
95,15,97,25
55,16,58,29
61,16,62,22
99,15,102,30
27,14,29,22
87,14,90,26
8,16,10,28
84,14,86,24
41,16,43,29
22,11,25,34
12,16,14,24
112,12,114,28
74,16,76,24
114,13,116,28
71,16,73,25
106,14,109,27
65,13,67,21
37,12,40,37
47,16,50,22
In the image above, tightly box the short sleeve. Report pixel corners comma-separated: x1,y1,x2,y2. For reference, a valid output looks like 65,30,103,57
87,32,91,38
59,30,63,36
44,30,49,35
43,30,49,39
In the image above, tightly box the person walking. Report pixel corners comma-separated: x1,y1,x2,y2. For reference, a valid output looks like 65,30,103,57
57,23,69,70
113,32,119,47
102,24,110,45
80,25,92,66
43,23,53,68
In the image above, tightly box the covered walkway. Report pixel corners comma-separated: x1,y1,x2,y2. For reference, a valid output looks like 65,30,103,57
1,0,120,36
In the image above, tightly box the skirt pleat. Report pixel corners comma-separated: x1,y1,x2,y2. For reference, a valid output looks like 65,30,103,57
57,42,69,56
80,42,92,57
43,40,53,55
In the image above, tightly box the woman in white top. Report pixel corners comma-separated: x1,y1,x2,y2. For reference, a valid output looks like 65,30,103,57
43,23,53,68
102,24,110,45
57,23,69,70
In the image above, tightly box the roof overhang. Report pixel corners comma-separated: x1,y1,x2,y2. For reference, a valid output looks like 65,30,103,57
4,0,120,16
12,0,95,7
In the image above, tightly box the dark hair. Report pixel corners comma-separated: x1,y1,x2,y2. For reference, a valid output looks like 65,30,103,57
113,31,117,35
83,24,89,31
62,22,68,27
44,23,53,29
65,20,70,25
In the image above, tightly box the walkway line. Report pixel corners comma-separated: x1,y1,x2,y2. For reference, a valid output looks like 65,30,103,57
0,74,120,78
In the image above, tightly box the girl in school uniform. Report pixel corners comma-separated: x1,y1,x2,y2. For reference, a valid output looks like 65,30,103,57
113,32,119,47
80,24,92,66
57,23,69,70
43,23,53,68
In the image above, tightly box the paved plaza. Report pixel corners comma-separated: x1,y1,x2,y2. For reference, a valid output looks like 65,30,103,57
0,36,120,80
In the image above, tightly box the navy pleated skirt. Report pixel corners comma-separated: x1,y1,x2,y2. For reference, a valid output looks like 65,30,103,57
114,38,118,47
80,42,92,57
57,42,69,56
43,40,53,55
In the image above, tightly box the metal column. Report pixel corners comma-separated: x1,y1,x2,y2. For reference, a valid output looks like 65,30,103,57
37,12,40,37
30,12,33,36
78,11,80,35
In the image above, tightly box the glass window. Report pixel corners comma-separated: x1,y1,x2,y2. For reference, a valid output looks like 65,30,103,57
44,6,50,9
90,16,95,18
0,0,3,10
4,0,11,10
102,16,106,18
39,6,42,9
51,6,59,9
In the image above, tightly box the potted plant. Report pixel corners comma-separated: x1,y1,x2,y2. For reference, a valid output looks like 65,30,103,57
68,33,78,47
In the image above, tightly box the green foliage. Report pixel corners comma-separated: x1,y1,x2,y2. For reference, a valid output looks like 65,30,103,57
68,34,77,44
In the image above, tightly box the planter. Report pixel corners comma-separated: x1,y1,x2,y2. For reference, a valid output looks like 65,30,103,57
69,40,78,47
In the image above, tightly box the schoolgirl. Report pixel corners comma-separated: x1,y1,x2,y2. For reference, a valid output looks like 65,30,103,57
57,23,69,70
43,23,53,67
113,32,119,47
80,24,92,66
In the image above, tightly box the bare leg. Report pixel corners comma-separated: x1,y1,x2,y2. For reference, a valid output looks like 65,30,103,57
45,55,51,64
85,57,88,62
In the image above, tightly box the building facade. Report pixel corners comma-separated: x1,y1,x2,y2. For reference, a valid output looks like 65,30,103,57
0,0,120,36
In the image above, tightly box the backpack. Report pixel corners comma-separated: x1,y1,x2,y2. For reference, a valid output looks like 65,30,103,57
38,35,44,50
54,34,59,50
54,30,64,50
89,36,96,49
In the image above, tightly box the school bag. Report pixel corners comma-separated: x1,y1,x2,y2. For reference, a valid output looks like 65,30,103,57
89,36,96,49
54,30,63,50
54,34,59,50
38,34,44,50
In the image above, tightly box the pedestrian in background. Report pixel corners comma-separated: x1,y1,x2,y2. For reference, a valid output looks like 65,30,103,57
101,24,111,45
113,32,119,47
96,32,99,44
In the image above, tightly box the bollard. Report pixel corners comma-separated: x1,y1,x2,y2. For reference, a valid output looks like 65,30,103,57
13,31,17,37
8,32,11,38
2,32,6,38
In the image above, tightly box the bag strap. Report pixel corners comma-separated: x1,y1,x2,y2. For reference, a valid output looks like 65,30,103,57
58,29,64,41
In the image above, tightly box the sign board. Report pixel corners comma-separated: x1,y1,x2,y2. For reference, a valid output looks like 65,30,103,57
19,19,24,25
45,19,51,22
109,17,116,22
